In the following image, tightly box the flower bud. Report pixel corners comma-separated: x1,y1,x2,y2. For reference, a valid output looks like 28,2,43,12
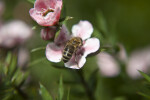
126,46,150,79
41,26,56,40
17,48,29,70
97,52,120,77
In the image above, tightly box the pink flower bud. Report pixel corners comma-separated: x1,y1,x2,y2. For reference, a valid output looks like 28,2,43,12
116,44,128,63
41,26,56,40
97,52,120,77
126,47,150,79
17,48,29,70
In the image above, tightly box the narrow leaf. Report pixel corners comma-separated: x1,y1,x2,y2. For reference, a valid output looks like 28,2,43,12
8,53,17,76
39,83,53,100
4,52,12,75
54,30,60,41
137,92,150,99
67,87,70,100
139,70,150,83
96,10,108,36
31,47,45,53
88,69,98,92
27,0,35,4
29,57,47,66
58,75,64,100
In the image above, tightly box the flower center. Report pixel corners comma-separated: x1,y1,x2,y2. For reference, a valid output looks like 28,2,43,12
42,8,54,17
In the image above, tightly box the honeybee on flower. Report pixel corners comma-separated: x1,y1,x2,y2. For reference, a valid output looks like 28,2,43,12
46,21,100,69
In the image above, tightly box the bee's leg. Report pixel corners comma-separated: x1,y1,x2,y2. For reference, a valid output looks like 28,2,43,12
75,53,80,69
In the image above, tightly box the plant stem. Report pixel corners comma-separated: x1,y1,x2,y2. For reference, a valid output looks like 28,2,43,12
76,69,95,100
15,86,28,100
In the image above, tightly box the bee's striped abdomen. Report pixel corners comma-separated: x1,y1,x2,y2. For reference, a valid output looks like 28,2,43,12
62,45,74,63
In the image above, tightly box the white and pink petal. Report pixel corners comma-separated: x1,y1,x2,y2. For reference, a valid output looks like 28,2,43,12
46,43,63,62
83,38,100,57
55,25,70,46
64,55,86,69
29,9,58,26
34,0,57,11
72,21,93,40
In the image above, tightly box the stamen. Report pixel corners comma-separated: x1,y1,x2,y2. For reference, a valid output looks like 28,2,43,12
42,9,54,17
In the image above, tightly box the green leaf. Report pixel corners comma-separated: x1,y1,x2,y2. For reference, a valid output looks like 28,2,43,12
39,83,53,100
4,52,17,76
30,46,46,66
96,10,108,36
27,0,35,4
137,92,150,99
8,53,17,76
29,57,47,67
11,69,29,86
32,26,37,30
92,28,103,39
54,29,61,41
4,52,12,75
113,96,127,100
59,16,74,26
31,47,46,53
2,94,12,100
139,70,150,83
88,69,98,92
67,87,70,100
92,28,104,44
58,75,64,100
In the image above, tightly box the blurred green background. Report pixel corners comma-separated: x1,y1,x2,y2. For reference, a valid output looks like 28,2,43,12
1,0,150,100
3,0,150,51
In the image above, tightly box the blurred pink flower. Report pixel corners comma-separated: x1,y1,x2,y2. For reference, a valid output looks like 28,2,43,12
17,48,29,69
126,47,150,79
41,26,57,40
46,21,100,69
0,21,2,28
116,44,128,63
0,20,33,48
97,52,120,77
29,0,62,26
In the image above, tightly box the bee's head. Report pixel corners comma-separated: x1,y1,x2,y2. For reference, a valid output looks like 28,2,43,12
71,37,83,47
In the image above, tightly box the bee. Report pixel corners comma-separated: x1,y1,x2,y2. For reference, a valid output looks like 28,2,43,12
62,37,83,63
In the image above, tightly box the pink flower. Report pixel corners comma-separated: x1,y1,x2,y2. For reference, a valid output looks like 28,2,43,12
46,21,100,69
41,26,57,40
18,48,29,69
29,0,62,26
0,20,33,48
97,52,120,77
46,25,70,62
116,44,128,63
126,47,150,79
96,44,127,77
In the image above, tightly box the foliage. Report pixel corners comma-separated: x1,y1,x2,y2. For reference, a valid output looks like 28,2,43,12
0,0,150,100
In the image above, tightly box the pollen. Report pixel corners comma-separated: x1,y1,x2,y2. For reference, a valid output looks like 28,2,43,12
42,9,54,17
